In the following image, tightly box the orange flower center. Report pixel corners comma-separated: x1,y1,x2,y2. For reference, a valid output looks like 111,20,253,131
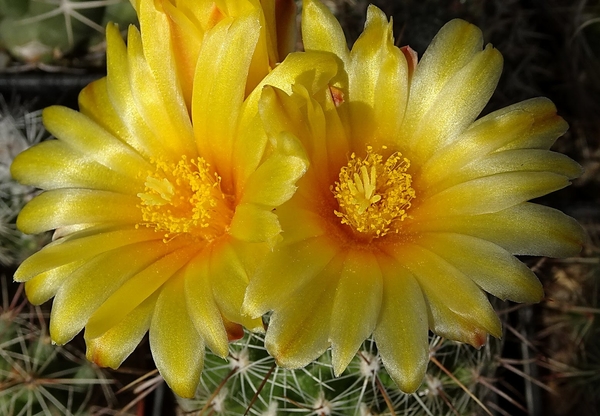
332,146,415,238
137,156,233,242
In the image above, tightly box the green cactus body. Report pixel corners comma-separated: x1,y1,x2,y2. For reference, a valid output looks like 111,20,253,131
0,0,30,19
175,330,502,415
0,0,128,63
0,296,110,416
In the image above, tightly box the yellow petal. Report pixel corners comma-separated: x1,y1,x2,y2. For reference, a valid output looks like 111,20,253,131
137,1,191,136
416,107,535,189
242,234,340,318
15,226,160,282
209,238,262,331
125,24,196,158
390,244,502,346
17,190,141,235
234,51,337,187
496,97,569,151
258,84,331,181
274,204,327,246
418,233,543,303
422,150,582,199
371,33,408,147
413,171,571,218
49,240,176,345
215,0,255,20
244,7,272,96
150,272,204,398
205,0,273,96
346,5,408,149
319,84,351,174
412,202,585,257
239,131,308,207
241,51,338,119
184,249,229,358
24,261,85,305
155,0,204,109
455,149,582,184
231,111,269,193
78,78,134,146
373,255,428,393
105,23,170,159
228,234,270,278
85,243,197,340
192,11,261,177
256,85,306,142
408,45,503,165
270,0,296,60
402,19,483,145
42,105,150,177
301,0,350,63
85,291,159,369
330,249,382,376
10,140,140,195
229,203,281,246
265,251,346,369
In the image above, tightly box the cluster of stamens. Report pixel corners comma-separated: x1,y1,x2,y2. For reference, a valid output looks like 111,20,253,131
137,156,232,242
332,146,415,239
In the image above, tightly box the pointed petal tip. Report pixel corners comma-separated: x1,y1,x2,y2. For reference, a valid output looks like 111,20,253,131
85,343,121,370
168,379,198,399
487,315,503,341
331,347,356,377
240,298,263,321
207,339,229,359
470,327,498,349
524,279,545,304
397,376,425,394
483,42,504,69
13,266,28,283
442,18,483,42
49,323,76,346
265,335,307,370
382,356,427,394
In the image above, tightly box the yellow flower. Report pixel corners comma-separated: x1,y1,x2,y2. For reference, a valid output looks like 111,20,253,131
243,0,586,393
10,0,336,398
130,0,298,106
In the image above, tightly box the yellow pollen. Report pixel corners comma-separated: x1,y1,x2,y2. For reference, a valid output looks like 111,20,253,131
137,157,232,242
332,146,416,238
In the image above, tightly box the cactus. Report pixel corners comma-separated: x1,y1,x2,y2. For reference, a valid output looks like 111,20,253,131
0,0,136,65
175,324,506,415
0,277,115,416
0,96,48,267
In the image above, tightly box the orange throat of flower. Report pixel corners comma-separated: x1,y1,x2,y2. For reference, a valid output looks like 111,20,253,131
137,156,233,242
332,146,416,241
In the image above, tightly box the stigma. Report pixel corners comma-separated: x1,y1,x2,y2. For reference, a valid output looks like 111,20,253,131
137,156,232,242
332,146,415,239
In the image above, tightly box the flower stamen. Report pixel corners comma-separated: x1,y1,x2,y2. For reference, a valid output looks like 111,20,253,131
332,146,415,238
137,156,233,242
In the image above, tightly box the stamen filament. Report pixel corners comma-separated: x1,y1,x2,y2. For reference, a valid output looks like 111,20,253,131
332,146,415,239
137,157,233,242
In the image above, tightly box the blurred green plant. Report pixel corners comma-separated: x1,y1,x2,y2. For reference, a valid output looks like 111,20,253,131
0,0,137,65
0,277,115,415
0,96,48,267
176,325,508,415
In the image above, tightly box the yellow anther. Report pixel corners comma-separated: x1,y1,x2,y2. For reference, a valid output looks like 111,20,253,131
332,146,415,238
141,177,175,205
349,165,381,214
137,157,232,242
